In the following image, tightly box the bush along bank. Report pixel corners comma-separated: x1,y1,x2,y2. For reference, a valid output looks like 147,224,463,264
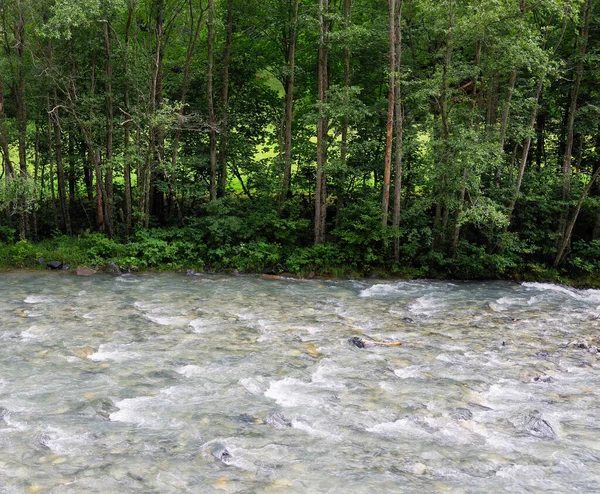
1,227,599,288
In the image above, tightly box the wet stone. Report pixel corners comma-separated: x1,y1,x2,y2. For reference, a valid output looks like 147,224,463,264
403,317,414,323
349,336,365,349
208,443,231,463
532,375,553,383
267,413,291,429
536,352,550,359
451,408,473,421
521,410,555,439
105,263,121,275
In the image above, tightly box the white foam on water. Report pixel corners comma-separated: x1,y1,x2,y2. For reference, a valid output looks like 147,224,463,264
176,365,204,377
291,419,341,441
189,318,219,333
311,360,346,389
24,295,53,304
408,296,441,315
147,315,188,326
359,283,402,298
366,418,432,439
394,366,425,379
109,396,154,425
20,325,47,339
239,377,266,395
264,378,324,408
523,282,600,304
42,427,94,456
88,344,139,362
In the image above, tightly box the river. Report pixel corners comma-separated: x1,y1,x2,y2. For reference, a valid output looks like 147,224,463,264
1,271,599,492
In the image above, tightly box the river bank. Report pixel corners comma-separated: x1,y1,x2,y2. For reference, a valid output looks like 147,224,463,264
1,233,599,290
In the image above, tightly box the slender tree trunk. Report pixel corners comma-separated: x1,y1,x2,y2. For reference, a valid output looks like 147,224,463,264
51,90,72,235
392,0,403,261
68,128,75,202
150,0,166,221
123,0,134,235
559,0,592,226
218,0,233,197
207,0,217,201
103,20,114,237
314,0,329,244
14,7,28,238
381,0,396,226
280,0,299,206
0,76,12,179
505,79,543,225
555,166,600,266
433,0,453,250
170,0,203,222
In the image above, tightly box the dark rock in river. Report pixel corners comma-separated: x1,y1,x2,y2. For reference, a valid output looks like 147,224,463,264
403,317,414,323
521,410,555,439
208,442,232,463
533,375,553,383
536,352,550,359
451,408,473,421
267,412,291,429
105,263,120,275
349,336,365,349
47,261,63,269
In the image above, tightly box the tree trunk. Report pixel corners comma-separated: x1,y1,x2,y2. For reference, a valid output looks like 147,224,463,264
555,166,600,266
314,0,329,244
14,7,28,239
103,20,114,237
207,0,217,201
218,0,233,198
170,0,203,222
0,75,13,179
280,0,299,206
505,79,543,225
559,0,592,228
433,0,453,250
392,0,403,261
381,0,395,226
51,90,72,235
123,0,135,235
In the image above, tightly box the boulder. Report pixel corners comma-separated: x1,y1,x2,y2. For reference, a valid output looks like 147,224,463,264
521,410,555,439
76,266,96,277
105,263,120,275
47,261,63,270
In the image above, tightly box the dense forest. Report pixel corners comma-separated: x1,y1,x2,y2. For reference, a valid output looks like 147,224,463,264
0,0,598,280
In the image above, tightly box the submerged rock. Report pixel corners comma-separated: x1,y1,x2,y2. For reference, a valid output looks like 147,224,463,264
76,266,96,277
536,352,550,359
403,317,414,323
521,410,555,439
532,375,553,383
47,261,63,270
91,398,120,420
208,442,231,463
451,408,473,421
266,413,291,429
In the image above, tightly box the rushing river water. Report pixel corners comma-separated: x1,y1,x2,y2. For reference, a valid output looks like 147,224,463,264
1,272,600,493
